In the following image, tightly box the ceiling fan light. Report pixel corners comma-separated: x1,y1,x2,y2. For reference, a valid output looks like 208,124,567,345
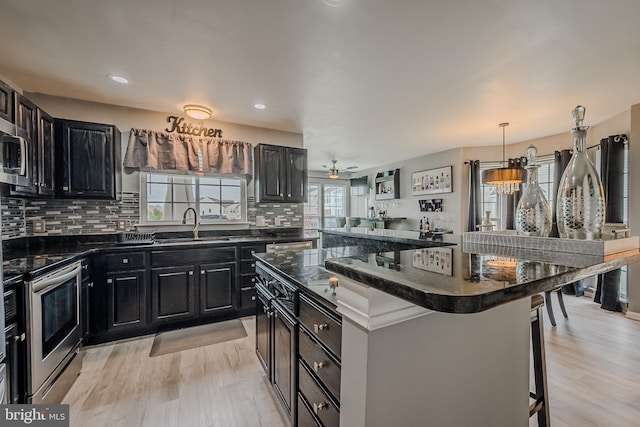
184,104,213,120
329,170,339,179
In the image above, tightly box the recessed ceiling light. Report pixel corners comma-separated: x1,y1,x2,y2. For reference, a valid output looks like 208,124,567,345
107,74,130,85
322,0,346,6
254,103,267,110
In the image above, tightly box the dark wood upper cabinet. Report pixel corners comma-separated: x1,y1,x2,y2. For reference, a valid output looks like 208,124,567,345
55,119,121,199
255,144,308,203
37,109,55,196
10,93,38,196
0,79,14,122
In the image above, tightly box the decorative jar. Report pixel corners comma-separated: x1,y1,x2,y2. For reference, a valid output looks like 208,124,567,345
556,106,605,239
516,145,552,237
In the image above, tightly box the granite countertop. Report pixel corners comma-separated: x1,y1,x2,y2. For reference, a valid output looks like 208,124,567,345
253,246,371,311
2,233,318,283
257,230,640,314
321,227,458,247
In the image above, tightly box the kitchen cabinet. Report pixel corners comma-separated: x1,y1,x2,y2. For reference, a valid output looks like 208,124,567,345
151,265,196,323
199,262,235,316
239,243,265,315
36,109,55,196
272,299,297,423
10,93,38,196
106,269,147,332
0,78,13,122
81,258,92,340
255,265,299,425
55,119,121,199
150,246,237,324
254,144,308,203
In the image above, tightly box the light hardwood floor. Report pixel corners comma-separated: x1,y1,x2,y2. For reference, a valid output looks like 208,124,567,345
64,297,640,427
530,295,640,427
64,318,288,427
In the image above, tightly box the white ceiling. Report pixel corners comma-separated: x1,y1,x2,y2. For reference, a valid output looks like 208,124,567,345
1,0,639,172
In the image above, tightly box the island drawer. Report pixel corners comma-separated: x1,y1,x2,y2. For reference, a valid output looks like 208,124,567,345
299,294,342,359
297,393,321,427
299,327,341,401
105,252,146,270
299,361,339,427
240,287,256,309
240,273,257,287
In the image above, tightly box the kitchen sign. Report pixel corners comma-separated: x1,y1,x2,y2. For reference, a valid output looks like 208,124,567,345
165,116,223,138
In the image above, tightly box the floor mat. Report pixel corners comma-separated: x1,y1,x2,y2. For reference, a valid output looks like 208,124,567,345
149,319,247,357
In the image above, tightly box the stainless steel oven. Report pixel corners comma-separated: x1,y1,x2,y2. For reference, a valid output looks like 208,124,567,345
27,261,82,403
0,116,29,186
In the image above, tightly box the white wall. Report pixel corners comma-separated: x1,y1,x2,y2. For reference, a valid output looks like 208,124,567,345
351,148,465,233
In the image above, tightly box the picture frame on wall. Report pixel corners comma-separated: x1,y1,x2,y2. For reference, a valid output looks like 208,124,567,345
411,165,452,195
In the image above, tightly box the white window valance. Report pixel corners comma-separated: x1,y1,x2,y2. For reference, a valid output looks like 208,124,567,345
123,128,253,179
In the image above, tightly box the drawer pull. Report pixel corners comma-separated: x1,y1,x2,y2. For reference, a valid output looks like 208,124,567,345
313,361,325,372
189,271,194,276
122,258,128,264
251,263,255,268
313,402,328,414
251,277,256,283
314,323,329,333
251,295,256,301
88,282,94,288
107,278,113,284
201,270,205,275
82,264,89,270
263,306,268,313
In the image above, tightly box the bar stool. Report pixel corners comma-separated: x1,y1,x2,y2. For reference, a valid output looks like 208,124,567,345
544,288,568,327
530,294,550,426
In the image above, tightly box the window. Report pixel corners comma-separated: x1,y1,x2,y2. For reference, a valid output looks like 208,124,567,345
479,163,501,228
620,143,629,300
536,160,555,209
140,172,246,224
303,181,347,232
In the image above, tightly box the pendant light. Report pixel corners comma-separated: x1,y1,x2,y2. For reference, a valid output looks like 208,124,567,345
481,122,525,195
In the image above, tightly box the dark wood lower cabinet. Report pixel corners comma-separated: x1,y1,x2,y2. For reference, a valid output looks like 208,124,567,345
255,285,272,376
297,394,321,427
151,266,196,323
4,322,24,404
199,262,235,316
272,300,297,422
106,269,147,331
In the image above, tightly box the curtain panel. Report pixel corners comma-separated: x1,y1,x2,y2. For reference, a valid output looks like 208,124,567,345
467,160,481,232
124,128,253,179
595,134,627,312
505,157,527,230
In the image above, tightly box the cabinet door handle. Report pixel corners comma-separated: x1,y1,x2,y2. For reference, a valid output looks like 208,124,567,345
189,271,194,276
82,264,89,270
313,402,328,414
122,258,128,264
19,333,26,342
251,277,256,283
280,193,283,197
88,282,94,288
288,193,291,197
251,295,256,301
314,323,329,333
201,270,205,275
106,278,113,284
313,361,325,372
13,335,21,342
251,263,255,268
263,306,268,314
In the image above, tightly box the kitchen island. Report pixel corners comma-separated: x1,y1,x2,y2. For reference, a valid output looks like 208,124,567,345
254,228,640,427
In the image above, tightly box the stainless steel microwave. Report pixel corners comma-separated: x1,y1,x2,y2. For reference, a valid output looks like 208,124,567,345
0,116,30,186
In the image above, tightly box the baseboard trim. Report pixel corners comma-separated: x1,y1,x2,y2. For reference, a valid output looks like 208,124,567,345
625,310,640,322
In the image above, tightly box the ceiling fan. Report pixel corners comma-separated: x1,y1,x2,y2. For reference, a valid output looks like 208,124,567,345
322,160,358,179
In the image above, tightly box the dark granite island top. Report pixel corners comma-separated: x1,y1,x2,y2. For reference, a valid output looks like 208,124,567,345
256,229,640,314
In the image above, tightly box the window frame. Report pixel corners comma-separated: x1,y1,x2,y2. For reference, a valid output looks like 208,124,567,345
304,178,349,232
139,171,248,225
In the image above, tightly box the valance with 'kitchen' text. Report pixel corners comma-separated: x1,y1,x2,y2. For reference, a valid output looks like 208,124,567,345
123,128,253,179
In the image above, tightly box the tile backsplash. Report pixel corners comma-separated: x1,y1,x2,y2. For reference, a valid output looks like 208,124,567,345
1,192,139,239
1,192,302,240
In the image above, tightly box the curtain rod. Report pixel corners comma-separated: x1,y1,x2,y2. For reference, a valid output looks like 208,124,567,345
464,143,606,165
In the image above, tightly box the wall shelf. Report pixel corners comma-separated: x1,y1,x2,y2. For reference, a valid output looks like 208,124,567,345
375,169,400,200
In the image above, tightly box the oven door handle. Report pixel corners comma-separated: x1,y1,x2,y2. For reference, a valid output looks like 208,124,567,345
32,263,82,293
19,136,27,176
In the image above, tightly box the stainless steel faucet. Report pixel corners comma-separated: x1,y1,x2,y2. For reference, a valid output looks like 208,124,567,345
181,207,200,240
